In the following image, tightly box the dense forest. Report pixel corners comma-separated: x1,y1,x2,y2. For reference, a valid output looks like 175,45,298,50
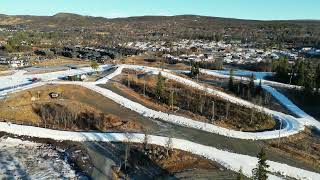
269,58,320,105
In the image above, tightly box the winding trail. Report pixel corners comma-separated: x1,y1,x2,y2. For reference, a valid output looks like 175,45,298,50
1,64,320,179
0,122,319,180
0,64,306,140
1,64,317,140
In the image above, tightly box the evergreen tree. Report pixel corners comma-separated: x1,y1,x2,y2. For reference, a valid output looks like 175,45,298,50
303,69,314,96
237,167,245,180
191,62,200,77
90,61,99,72
3,44,14,53
274,57,289,82
256,79,263,96
296,61,305,86
316,64,320,92
249,73,256,97
252,148,269,180
156,72,165,101
228,69,234,91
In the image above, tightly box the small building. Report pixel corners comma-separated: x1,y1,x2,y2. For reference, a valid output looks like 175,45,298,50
49,92,60,99
65,74,86,81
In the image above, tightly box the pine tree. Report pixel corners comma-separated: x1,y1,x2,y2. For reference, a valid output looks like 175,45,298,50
156,72,165,101
274,57,289,82
257,79,263,95
4,44,14,53
303,69,314,96
316,64,320,92
259,79,262,88
90,61,99,72
249,73,256,97
252,147,269,180
237,167,245,180
228,69,234,91
296,61,305,86
191,62,200,77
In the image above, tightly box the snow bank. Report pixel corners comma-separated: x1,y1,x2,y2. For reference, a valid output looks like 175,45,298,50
0,65,112,93
0,136,79,179
0,122,318,180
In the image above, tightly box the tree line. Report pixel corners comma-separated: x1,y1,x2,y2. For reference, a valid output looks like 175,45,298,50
272,57,320,96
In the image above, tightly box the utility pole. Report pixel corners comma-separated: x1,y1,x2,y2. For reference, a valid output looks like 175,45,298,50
187,90,190,109
127,72,130,88
250,107,254,125
289,68,294,85
278,118,283,148
170,90,174,111
199,93,203,114
225,101,230,119
211,101,215,123
143,77,146,97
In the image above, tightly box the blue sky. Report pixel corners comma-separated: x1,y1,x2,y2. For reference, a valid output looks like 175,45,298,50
0,0,319,20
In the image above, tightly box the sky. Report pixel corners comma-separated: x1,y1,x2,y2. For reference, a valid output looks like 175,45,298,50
0,0,319,20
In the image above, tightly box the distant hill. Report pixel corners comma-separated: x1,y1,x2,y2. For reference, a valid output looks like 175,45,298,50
1,13,319,29
0,13,319,47
52,13,84,18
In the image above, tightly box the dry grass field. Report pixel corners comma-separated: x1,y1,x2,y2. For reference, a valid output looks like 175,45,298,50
0,84,143,131
31,56,90,67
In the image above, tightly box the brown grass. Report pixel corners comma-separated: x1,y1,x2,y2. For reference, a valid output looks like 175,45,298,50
160,150,218,172
137,144,219,173
112,70,209,122
0,84,143,131
0,65,10,72
269,129,320,169
31,56,89,67
0,17,23,25
122,55,191,70
117,69,275,131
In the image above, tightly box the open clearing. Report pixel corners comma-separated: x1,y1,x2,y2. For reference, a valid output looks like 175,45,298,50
0,84,143,132
31,56,90,67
